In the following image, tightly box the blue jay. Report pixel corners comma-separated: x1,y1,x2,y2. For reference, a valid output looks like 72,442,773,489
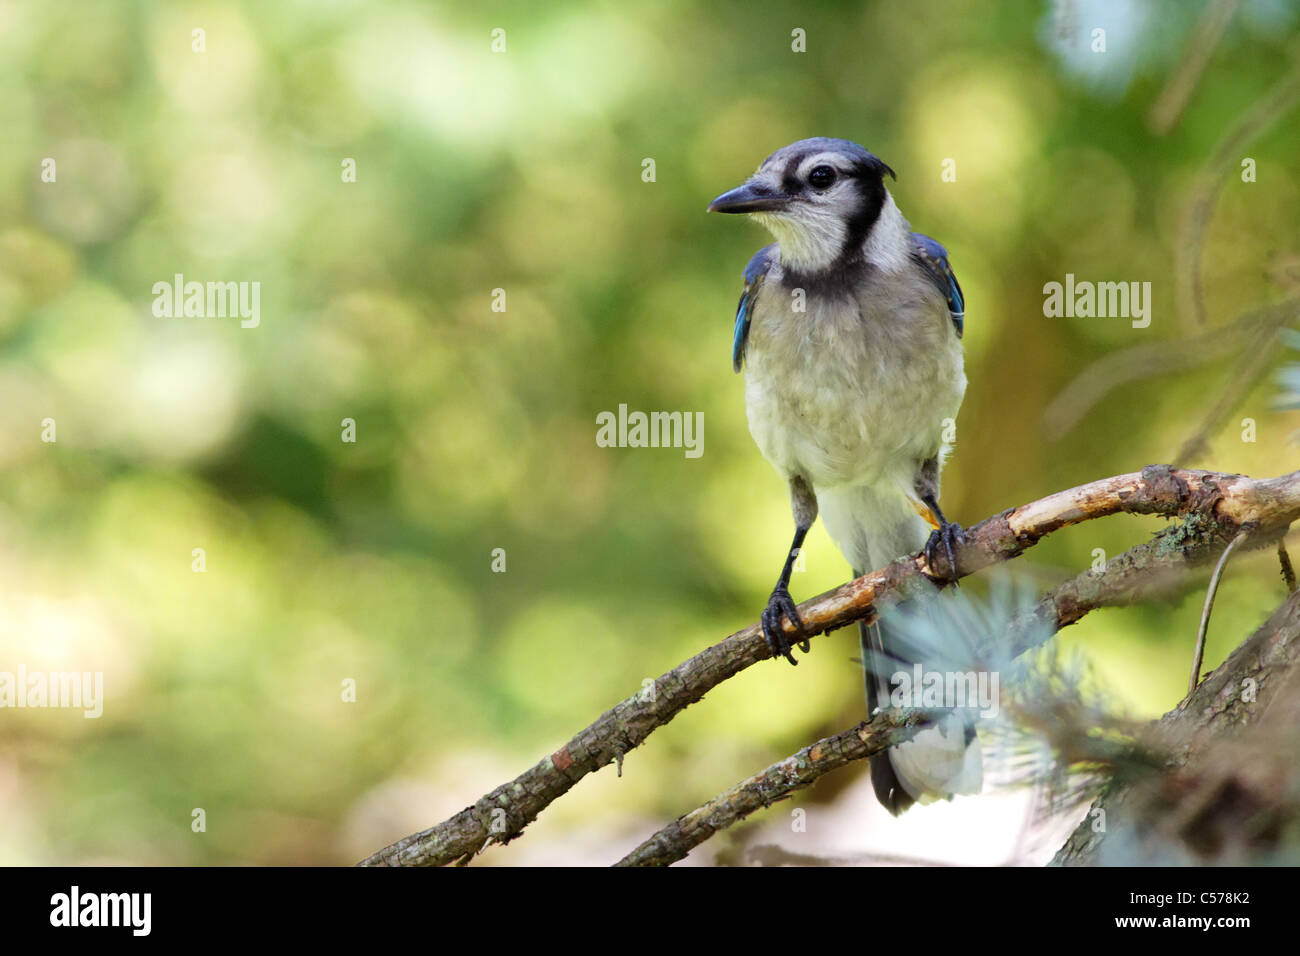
708,137,981,814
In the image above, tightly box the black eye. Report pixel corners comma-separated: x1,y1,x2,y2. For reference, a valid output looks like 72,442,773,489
808,165,836,189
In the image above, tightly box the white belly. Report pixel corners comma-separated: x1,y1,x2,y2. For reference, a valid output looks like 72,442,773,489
743,286,965,492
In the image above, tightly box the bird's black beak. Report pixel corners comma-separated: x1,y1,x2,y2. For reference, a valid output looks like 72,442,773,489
707,181,792,214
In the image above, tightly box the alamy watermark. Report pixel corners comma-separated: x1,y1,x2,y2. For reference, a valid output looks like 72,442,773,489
1043,274,1151,328
152,273,260,328
0,665,103,718
596,404,703,459
889,664,1000,718
50,886,150,936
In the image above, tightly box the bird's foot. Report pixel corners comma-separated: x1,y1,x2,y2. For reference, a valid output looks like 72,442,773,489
924,520,966,585
761,585,806,665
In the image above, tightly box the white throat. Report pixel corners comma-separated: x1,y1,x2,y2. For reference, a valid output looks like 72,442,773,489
753,205,846,274
756,190,911,276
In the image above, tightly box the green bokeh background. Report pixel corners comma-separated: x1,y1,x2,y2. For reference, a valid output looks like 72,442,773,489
1,0,1297,864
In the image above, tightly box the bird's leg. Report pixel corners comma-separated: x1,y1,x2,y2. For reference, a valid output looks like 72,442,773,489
763,524,808,664
763,477,817,665
921,493,965,585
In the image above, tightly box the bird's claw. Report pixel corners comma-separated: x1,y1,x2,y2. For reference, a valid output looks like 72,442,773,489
925,520,966,585
762,586,805,665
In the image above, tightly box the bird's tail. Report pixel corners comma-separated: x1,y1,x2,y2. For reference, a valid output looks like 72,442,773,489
820,481,981,813
859,617,982,814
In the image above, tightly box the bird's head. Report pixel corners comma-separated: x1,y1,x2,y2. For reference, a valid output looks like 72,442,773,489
708,137,898,277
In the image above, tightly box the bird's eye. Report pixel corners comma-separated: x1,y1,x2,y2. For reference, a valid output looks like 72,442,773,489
808,165,837,189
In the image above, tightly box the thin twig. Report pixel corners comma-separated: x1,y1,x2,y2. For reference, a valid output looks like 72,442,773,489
1172,303,1297,465
1189,531,1249,694
1175,63,1300,327
1042,303,1288,440
1147,0,1241,136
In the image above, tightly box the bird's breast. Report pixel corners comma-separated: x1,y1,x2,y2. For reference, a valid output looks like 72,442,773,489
742,276,964,489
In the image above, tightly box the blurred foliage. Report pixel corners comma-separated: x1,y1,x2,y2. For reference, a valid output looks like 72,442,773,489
0,0,1298,864
1277,328,1300,408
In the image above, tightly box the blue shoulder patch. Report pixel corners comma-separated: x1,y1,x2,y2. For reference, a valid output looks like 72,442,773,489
733,244,776,372
910,233,965,338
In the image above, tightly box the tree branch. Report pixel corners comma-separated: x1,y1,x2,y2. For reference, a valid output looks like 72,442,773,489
1052,586,1300,865
614,710,938,867
360,466,1300,867
615,508,1289,866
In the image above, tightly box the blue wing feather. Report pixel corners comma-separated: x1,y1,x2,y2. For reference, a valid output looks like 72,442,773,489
733,244,777,372
910,233,965,338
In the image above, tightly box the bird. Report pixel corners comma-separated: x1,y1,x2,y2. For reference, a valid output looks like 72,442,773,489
707,137,981,814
